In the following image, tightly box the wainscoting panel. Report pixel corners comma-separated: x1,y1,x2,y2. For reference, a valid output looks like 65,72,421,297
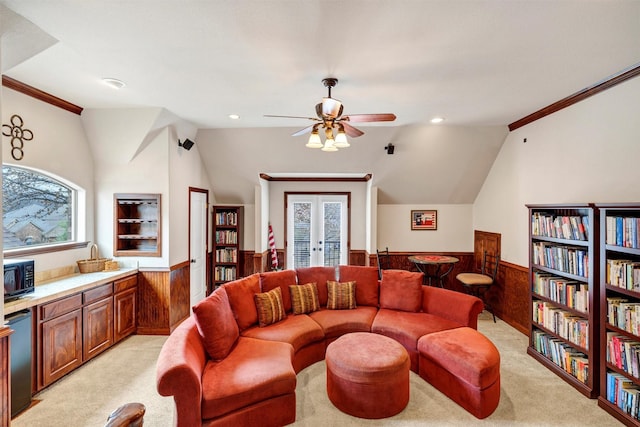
137,261,190,335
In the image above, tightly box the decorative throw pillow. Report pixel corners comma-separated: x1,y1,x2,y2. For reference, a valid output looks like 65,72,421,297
326,280,357,310
379,269,423,312
254,286,286,327
192,287,239,360
289,282,320,315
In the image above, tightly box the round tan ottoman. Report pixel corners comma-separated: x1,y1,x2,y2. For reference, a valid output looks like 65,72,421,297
325,332,410,419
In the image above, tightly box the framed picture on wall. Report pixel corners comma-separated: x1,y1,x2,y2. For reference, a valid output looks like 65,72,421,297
411,210,437,230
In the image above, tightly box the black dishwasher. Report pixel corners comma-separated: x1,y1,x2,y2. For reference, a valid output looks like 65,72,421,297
6,309,32,417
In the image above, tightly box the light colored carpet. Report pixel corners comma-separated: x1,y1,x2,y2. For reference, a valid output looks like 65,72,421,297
12,312,623,426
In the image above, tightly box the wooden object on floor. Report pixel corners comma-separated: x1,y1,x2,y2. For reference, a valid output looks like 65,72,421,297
595,204,640,426
526,204,598,398
105,402,145,427
212,205,243,291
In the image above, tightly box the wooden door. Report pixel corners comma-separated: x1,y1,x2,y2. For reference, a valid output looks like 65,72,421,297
474,230,501,271
41,309,82,387
114,288,137,343
83,297,113,361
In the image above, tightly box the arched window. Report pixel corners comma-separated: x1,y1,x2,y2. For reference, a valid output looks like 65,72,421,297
3,164,83,252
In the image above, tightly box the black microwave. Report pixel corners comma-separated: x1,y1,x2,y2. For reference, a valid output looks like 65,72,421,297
4,259,35,302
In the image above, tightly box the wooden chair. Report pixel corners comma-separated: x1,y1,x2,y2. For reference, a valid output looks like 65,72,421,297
105,403,145,427
376,247,391,279
456,251,500,322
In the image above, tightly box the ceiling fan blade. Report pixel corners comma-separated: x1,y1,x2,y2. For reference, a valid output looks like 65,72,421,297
322,97,343,119
341,122,364,138
292,124,315,137
342,113,397,123
264,114,318,121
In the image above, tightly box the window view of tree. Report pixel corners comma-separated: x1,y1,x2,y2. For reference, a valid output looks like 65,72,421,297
3,165,74,250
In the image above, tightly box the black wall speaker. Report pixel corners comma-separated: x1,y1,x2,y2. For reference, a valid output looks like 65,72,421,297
385,143,395,154
179,138,195,151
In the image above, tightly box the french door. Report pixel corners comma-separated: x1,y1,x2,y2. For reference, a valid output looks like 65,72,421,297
286,194,348,269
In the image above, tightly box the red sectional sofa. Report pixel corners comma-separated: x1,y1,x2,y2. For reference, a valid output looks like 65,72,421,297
156,266,496,426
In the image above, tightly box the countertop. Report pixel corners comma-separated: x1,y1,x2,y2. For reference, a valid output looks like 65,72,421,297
4,268,138,317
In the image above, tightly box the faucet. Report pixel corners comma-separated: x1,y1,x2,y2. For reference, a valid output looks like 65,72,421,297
91,244,99,260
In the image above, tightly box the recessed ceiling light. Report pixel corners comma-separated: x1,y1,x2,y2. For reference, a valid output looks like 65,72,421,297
229,114,240,120
102,78,126,89
430,117,444,124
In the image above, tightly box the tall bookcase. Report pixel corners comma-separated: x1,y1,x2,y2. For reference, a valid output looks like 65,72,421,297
212,205,243,290
597,204,640,426
526,204,599,398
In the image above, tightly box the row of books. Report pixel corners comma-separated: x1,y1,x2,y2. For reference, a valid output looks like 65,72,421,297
607,332,640,379
532,242,589,277
532,329,589,383
607,259,640,292
215,248,238,263
214,266,236,281
532,271,589,313
607,297,640,336
215,230,238,244
531,213,589,241
215,211,239,226
606,216,640,249
532,301,589,349
606,372,640,420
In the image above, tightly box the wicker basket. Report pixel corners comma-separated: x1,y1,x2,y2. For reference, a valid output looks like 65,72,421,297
77,244,110,273
77,257,110,273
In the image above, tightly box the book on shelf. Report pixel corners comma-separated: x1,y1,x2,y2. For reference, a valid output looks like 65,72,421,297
606,371,640,419
606,259,640,291
532,242,589,277
532,271,588,313
531,213,589,240
215,211,238,226
607,297,640,336
606,216,640,249
532,301,589,349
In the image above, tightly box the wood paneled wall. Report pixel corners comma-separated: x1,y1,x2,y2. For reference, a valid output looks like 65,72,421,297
230,246,530,335
0,327,11,427
137,261,190,335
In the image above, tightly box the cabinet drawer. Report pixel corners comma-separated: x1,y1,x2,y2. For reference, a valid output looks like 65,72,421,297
83,283,113,305
39,294,83,321
114,275,137,293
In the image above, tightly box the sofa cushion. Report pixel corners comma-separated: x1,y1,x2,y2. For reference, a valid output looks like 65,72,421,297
327,280,356,310
254,287,286,327
260,270,298,313
289,282,320,315
223,274,260,331
372,308,462,371
338,265,380,307
309,306,377,339
201,336,296,420
379,269,423,312
296,266,336,306
241,313,325,352
192,287,239,360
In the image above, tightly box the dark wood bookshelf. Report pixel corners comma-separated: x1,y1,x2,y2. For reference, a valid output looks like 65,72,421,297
212,205,243,291
527,204,599,398
596,204,640,426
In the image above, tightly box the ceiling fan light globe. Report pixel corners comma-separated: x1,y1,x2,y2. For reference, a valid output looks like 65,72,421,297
306,131,323,148
321,138,338,152
334,130,350,148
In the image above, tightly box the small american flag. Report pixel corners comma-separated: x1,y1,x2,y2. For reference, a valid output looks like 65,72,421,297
268,223,278,270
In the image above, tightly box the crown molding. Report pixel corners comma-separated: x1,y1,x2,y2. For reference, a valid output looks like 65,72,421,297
2,75,83,115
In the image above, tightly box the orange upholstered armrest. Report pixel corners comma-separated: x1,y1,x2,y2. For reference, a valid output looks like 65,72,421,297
156,317,207,427
421,286,484,329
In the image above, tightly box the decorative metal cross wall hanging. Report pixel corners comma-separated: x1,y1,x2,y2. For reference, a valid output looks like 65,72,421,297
2,114,34,161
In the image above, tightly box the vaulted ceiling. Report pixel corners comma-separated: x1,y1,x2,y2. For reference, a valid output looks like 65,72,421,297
2,1,639,204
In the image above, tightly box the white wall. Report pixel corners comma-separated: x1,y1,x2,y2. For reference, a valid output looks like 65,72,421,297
2,88,96,271
474,75,640,266
377,204,473,252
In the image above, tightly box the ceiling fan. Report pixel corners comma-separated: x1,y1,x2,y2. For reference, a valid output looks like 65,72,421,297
264,78,396,151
